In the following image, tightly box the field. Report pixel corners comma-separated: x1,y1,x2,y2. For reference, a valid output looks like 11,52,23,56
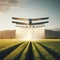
0,39,60,60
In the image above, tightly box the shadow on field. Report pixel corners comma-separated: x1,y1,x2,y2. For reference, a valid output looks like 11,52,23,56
13,43,28,60
0,42,24,60
38,43,60,60
25,42,35,60
33,43,46,60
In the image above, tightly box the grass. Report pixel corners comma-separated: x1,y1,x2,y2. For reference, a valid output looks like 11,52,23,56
32,42,41,60
0,39,23,49
33,42,56,60
39,42,60,53
0,39,60,60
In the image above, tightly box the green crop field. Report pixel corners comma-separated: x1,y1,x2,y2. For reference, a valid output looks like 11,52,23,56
0,39,60,60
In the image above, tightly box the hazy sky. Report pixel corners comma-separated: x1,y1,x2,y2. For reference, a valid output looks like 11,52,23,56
0,0,60,30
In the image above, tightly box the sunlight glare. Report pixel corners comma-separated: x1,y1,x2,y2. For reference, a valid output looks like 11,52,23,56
16,27,45,41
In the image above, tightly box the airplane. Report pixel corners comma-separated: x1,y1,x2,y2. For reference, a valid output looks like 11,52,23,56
12,17,49,28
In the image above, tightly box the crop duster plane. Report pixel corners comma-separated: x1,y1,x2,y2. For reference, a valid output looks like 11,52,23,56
12,17,49,28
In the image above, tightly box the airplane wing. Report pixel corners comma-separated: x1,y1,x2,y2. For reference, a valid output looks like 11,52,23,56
31,17,49,21
12,17,28,20
12,21,28,25
32,21,49,25
12,17,49,21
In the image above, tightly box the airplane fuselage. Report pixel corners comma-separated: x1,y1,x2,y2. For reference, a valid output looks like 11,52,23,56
29,19,32,25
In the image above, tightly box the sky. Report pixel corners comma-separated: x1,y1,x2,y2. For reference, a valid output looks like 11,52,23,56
0,0,60,30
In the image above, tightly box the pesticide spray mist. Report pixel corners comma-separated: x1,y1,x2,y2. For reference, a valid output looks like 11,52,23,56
16,27,45,41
